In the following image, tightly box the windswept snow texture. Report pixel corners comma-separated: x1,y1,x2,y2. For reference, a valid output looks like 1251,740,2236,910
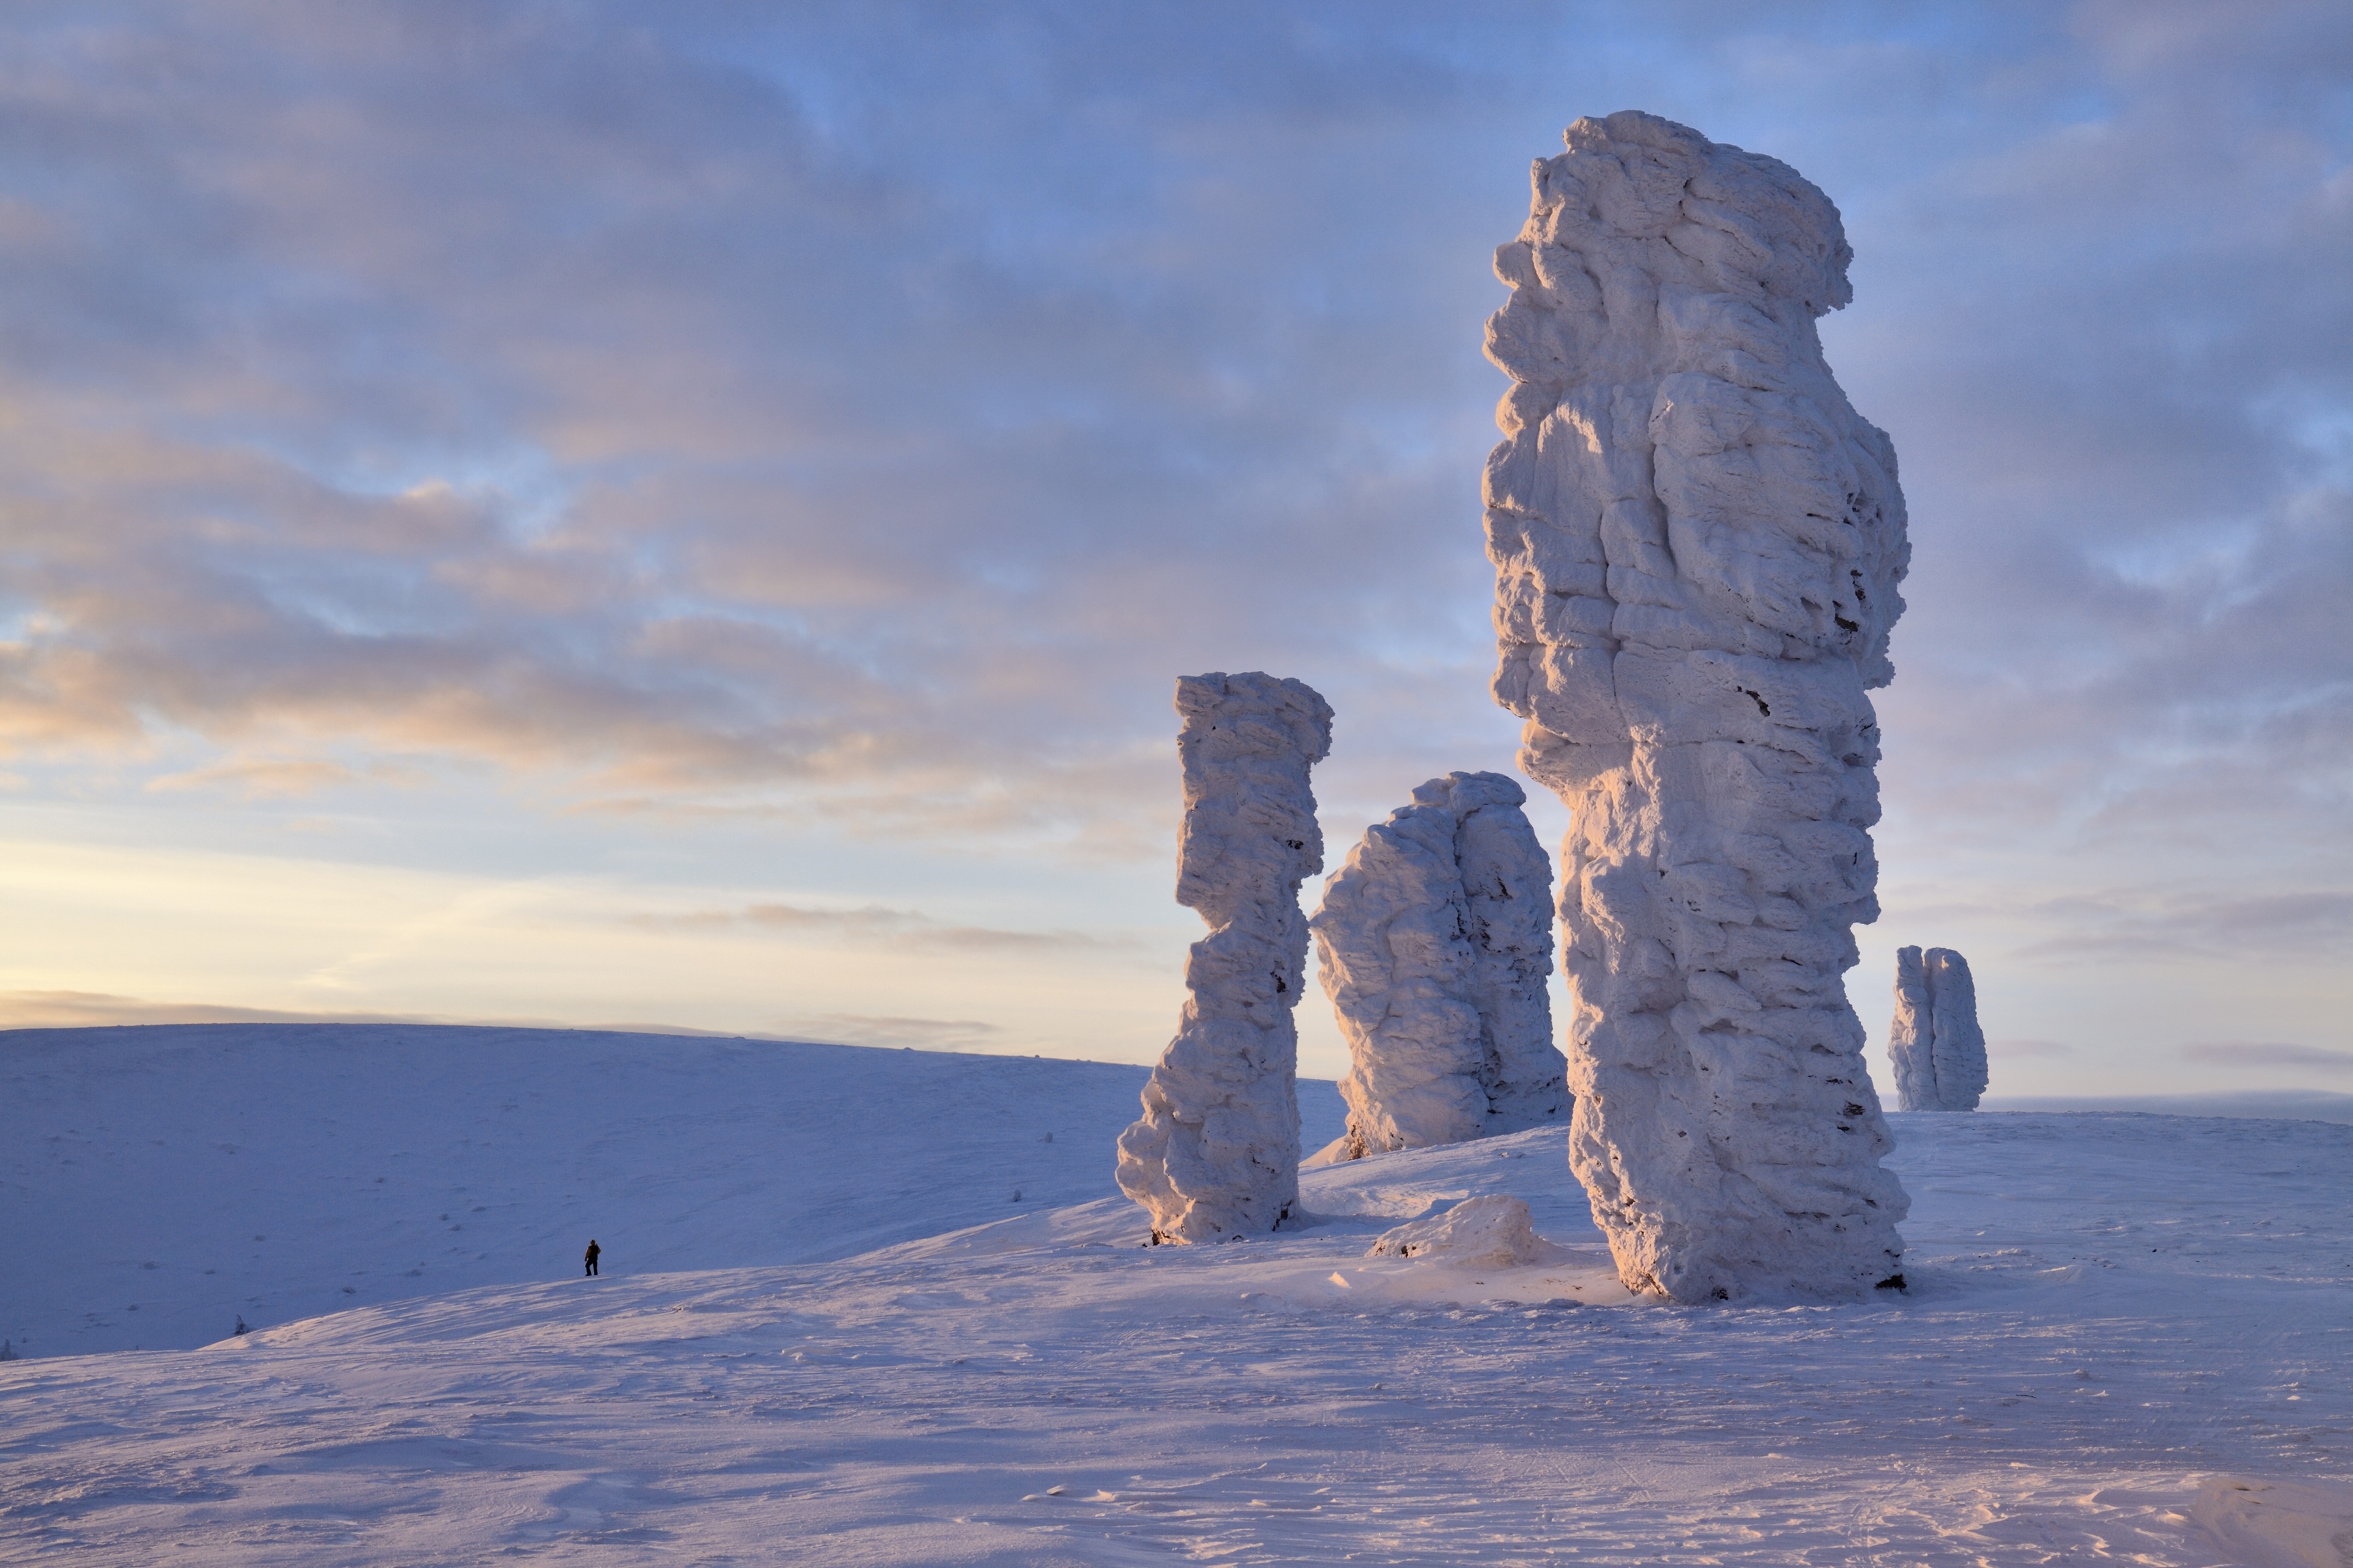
1891,945,1990,1112
1312,770,1566,1157
1118,672,1333,1241
1484,109,1910,1301
5,1031,2352,1566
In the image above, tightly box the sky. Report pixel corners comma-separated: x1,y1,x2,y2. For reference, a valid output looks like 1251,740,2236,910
0,1,2346,1095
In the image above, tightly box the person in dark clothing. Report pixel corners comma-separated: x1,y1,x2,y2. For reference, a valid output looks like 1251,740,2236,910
584,1239,601,1277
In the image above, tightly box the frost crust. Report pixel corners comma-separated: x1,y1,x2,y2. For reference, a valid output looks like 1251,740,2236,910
1483,110,1911,1301
1889,946,1987,1112
1117,672,1333,1241
1311,770,1568,1156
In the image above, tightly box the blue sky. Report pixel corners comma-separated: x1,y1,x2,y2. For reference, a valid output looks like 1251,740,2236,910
0,1,2345,1092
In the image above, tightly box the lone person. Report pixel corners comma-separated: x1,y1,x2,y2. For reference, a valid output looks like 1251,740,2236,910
584,1239,601,1278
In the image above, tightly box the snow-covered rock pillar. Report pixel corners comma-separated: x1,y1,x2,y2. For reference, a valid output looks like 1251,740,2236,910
1483,111,1911,1301
1117,672,1333,1241
1888,946,1987,1112
1311,770,1568,1157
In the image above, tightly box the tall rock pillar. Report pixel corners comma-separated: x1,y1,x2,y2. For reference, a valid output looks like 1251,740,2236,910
1483,111,1911,1300
1117,672,1333,1241
1889,946,1988,1112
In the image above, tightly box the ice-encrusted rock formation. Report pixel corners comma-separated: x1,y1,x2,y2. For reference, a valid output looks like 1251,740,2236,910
1482,111,1911,1301
1311,771,1568,1158
1117,672,1333,1242
1888,946,1987,1112
1367,1193,1550,1268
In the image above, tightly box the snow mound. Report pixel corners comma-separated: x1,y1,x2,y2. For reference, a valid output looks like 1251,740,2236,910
1367,1193,1548,1267
2190,1475,2353,1568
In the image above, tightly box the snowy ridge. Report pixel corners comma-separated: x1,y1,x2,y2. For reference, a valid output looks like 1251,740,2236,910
0,1021,1350,1358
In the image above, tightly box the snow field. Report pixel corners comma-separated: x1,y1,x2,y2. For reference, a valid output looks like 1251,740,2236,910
3,1025,2352,1563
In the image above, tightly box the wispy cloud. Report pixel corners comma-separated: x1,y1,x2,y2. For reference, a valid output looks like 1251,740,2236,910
775,1012,1005,1051
1885,884,2353,965
1987,1038,2073,1059
2181,1042,2353,1073
2015,889,2353,962
145,755,429,800
0,990,445,1029
622,902,1141,954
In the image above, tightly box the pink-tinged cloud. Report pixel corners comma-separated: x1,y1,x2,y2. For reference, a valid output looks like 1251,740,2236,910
0,0,2341,903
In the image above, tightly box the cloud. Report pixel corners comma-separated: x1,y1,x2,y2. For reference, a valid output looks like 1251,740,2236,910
1987,1038,2072,1059
1888,883,2353,966
774,1012,1005,1051
145,755,429,800
0,988,916,1044
0,990,444,1029
622,902,1141,954
2181,1041,2353,1073
0,1,1536,849
2009,888,2353,962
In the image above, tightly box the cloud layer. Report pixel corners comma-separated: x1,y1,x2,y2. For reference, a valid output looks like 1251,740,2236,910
0,2,2345,1081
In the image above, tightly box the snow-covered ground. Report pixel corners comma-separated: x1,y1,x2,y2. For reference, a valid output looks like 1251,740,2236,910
6,1026,2352,1564
0,1024,1348,1358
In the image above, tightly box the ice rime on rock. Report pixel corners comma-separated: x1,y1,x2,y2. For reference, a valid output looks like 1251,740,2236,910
1888,946,1987,1112
1117,673,1333,1242
1482,111,1911,1301
1311,771,1569,1157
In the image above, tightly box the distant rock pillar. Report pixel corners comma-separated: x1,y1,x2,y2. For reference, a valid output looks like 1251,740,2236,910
1889,946,1987,1111
1482,111,1911,1301
1117,672,1333,1241
1310,770,1568,1157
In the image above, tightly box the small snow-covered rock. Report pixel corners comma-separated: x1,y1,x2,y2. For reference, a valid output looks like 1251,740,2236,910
1312,771,1568,1157
1482,110,1911,1302
1117,672,1333,1242
1367,1194,1547,1268
1889,946,1987,1112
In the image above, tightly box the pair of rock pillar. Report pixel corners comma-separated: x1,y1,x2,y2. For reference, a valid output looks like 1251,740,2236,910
1889,947,1987,1113
1113,688,1565,1238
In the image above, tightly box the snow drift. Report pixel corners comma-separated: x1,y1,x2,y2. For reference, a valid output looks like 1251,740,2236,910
1117,673,1333,1241
1366,1193,1550,1268
1482,110,1910,1301
1311,770,1567,1158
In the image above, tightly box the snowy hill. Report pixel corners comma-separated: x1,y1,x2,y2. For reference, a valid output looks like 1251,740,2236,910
6,1025,2353,1564
0,1023,1348,1358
